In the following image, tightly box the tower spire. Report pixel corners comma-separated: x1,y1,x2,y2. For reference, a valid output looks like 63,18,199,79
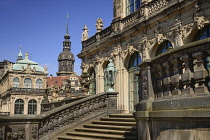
66,12,69,34
17,45,23,62
63,12,71,51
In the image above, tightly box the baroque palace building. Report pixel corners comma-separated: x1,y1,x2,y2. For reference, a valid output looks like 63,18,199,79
0,50,48,115
0,0,210,140
78,0,210,139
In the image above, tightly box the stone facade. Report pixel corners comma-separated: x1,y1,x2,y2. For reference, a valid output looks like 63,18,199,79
78,0,210,139
0,52,48,115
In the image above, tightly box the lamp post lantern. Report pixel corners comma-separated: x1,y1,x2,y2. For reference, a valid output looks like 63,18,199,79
104,59,117,92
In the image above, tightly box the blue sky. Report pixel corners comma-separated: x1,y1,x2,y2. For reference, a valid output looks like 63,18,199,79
0,0,113,76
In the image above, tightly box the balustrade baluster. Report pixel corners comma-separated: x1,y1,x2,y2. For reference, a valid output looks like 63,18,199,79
192,52,209,94
170,58,182,96
162,61,173,97
156,64,164,98
180,55,194,95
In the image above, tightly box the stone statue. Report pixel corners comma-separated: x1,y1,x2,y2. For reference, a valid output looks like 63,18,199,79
64,79,71,97
42,89,49,103
81,24,89,41
96,18,104,32
80,72,90,95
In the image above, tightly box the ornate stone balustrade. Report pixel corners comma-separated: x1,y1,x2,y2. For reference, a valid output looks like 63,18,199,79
81,0,181,50
121,7,144,30
138,38,210,110
0,92,118,140
147,0,169,16
1,88,45,97
10,87,46,93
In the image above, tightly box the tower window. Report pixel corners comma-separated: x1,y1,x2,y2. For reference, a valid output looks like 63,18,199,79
126,0,141,15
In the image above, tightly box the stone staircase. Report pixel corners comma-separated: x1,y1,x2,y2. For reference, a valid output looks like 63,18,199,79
57,114,137,140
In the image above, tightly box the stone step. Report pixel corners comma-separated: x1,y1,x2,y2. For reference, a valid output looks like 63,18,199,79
66,131,136,140
108,114,134,118
83,124,136,131
100,117,136,122
58,135,100,140
92,120,136,126
74,127,136,135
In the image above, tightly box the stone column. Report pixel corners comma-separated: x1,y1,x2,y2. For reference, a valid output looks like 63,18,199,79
137,60,154,111
192,52,208,94
107,92,119,114
180,55,194,95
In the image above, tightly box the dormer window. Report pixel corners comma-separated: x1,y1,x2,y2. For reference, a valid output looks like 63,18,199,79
126,0,141,15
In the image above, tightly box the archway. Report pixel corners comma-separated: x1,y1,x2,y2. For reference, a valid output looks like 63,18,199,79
128,52,141,112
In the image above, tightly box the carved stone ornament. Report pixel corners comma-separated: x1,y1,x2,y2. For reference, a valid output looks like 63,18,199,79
143,76,148,96
194,16,210,30
81,24,89,42
154,29,167,44
96,18,104,32
140,37,150,60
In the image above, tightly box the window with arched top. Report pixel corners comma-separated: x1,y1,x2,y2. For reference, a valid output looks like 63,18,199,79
13,77,20,88
155,41,173,56
193,25,210,71
128,52,141,112
36,79,42,89
28,99,37,115
128,52,142,69
194,25,210,41
14,99,24,114
24,78,32,88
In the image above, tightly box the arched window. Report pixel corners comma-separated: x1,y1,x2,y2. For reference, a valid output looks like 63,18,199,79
24,78,32,88
28,99,37,115
194,25,210,41
14,99,24,114
13,77,20,88
193,25,210,71
128,52,141,112
128,52,142,69
36,79,42,89
155,41,173,56
89,68,96,95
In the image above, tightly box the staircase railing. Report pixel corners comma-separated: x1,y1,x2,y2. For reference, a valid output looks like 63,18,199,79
0,92,118,140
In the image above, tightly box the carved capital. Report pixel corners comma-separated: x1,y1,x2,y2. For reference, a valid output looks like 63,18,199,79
194,16,209,30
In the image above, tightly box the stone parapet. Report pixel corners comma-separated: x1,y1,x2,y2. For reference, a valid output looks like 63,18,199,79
0,92,118,140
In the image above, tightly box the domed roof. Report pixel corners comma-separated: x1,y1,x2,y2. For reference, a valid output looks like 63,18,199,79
13,52,45,72
58,50,75,61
